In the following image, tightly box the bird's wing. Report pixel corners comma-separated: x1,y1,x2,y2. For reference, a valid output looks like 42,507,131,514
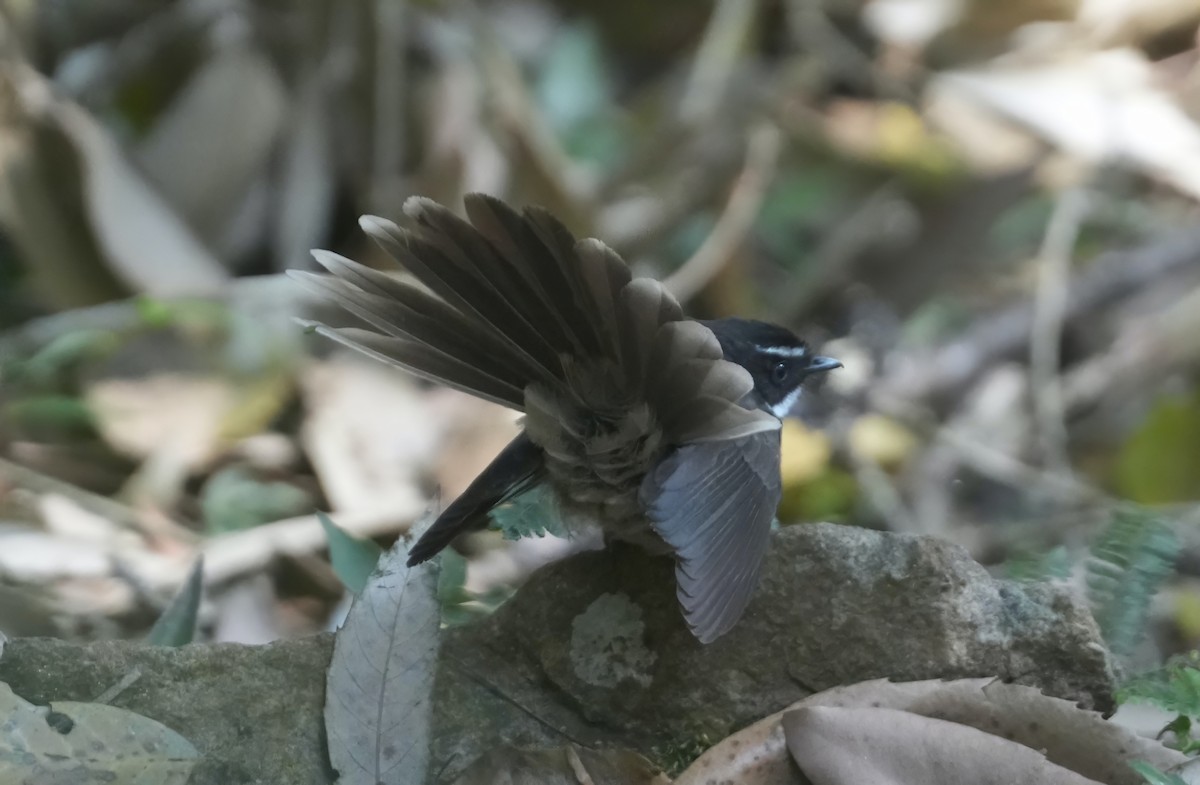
640,429,781,643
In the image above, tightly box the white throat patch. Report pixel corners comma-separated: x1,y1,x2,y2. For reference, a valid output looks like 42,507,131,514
770,385,804,418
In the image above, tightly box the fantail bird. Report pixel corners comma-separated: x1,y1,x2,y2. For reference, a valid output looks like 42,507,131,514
293,194,841,643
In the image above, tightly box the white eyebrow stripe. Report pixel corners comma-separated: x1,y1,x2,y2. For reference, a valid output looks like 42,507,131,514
770,386,804,418
758,345,808,358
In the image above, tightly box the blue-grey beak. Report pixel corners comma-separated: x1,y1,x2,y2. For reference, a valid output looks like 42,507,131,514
805,355,843,374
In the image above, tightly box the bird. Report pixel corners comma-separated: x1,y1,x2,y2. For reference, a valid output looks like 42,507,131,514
292,194,842,643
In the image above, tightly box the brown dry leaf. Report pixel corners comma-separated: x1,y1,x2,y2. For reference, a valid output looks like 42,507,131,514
675,678,1187,785
272,65,337,271
451,744,667,785
300,356,446,514
0,61,227,298
932,48,1200,200
783,705,1102,784
1078,0,1200,48
672,707,796,785
135,45,287,257
88,374,238,510
86,374,235,471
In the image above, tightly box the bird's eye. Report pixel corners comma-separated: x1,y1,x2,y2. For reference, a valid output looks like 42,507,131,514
771,361,788,385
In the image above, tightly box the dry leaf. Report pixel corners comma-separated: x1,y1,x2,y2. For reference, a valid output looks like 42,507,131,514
932,49,1200,201
783,705,1102,784
135,45,288,256
0,681,198,783
675,677,1188,784
0,61,227,298
300,357,446,514
324,536,442,785
86,375,234,469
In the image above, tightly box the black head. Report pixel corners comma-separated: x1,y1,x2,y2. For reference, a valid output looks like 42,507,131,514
701,318,842,418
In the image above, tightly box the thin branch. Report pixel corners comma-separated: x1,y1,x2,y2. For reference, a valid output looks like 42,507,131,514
680,0,759,126
0,455,196,542
876,225,1200,408
663,123,782,302
199,504,422,588
371,0,407,212
1030,187,1088,476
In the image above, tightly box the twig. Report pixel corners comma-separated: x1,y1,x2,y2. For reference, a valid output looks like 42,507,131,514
782,182,907,317
784,0,914,101
470,7,594,227
0,455,195,542
199,503,423,587
0,273,314,356
663,123,782,302
876,225,1200,408
1030,187,1088,476
1063,281,1200,413
679,0,759,126
849,449,915,532
371,0,407,213
878,397,1108,506
92,668,143,704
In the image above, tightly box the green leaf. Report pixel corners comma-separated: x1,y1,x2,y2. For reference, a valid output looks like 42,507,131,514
3,395,96,440
488,484,566,542
1129,760,1189,785
1119,651,1200,717
146,557,203,646
1117,394,1200,504
18,329,120,386
436,548,512,627
200,466,312,534
318,511,383,595
1086,508,1177,657
534,22,626,168
536,23,612,134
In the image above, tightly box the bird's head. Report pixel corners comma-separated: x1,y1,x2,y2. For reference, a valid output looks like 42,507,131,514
702,318,842,419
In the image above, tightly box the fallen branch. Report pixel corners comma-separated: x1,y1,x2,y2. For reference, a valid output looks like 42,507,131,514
876,225,1200,409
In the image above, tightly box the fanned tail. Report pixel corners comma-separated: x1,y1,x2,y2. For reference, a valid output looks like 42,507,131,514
291,194,637,410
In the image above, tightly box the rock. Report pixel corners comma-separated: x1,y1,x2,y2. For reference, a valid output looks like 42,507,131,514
0,524,1114,784
431,523,1114,778
0,635,334,785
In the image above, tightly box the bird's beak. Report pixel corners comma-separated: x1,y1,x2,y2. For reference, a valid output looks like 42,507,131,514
805,355,843,374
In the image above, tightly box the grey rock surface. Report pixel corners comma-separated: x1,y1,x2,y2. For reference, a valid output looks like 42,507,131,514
432,523,1114,779
0,524,1114,784
0,635,335,785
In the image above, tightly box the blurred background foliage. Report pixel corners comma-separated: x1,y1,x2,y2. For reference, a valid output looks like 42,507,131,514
1,0,1200,684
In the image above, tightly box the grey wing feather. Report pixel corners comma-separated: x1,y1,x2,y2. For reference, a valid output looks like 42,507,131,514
640,430,781,643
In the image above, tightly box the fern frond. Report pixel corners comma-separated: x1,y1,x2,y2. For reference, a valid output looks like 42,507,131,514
488,484,567,541
1119,652,1200,716
1086,508,1177,657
